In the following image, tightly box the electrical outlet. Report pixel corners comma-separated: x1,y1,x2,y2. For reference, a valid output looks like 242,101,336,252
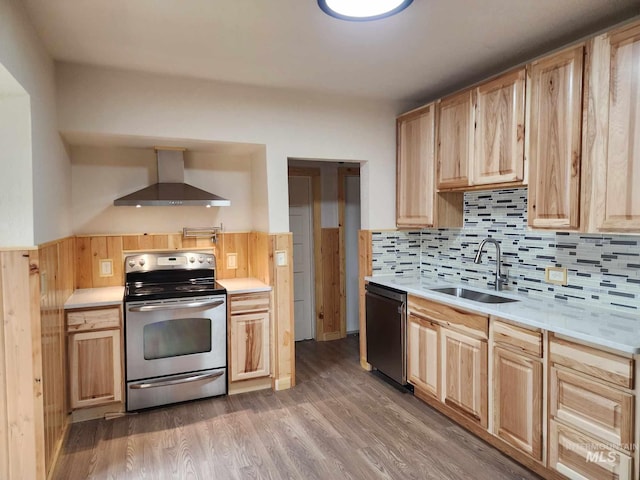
275,250,288,267
545,266,567,286
99,259,113,277
226,253,237,270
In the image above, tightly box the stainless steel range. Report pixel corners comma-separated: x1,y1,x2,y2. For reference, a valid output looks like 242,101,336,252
124,251,227,411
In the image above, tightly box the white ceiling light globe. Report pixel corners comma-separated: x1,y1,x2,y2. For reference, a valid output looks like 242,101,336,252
319,0,413,21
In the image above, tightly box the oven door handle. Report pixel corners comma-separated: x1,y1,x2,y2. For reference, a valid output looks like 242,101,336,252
128,299,224,312
129,371,224,390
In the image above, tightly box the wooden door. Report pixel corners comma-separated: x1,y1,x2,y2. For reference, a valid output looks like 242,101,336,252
473,68,526,185
231,311,270,381
437,90,473,189
586,21,640,231
397,103,436,227
492,346,542,460
440,328,488,427
68,329,122,409
407,314,439,398
549,420,633,480
528,46,584,229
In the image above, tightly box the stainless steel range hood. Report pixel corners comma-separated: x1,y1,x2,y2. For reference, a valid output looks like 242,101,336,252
114,148,230,207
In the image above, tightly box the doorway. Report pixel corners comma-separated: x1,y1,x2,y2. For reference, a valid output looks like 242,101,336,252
288,161,361,343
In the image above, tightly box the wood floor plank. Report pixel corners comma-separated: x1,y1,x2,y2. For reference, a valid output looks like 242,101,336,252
53,335,540,480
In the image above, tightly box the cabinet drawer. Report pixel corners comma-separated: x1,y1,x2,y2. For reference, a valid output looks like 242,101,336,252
230,292,270,314
492,319,542,357
409,295,488,339
551,367,634,450
66,307,121,332
549,419,633,480
550,337,634,389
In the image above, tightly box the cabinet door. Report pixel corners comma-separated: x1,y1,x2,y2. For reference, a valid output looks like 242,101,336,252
549,419,633,480
397,104,436,227
528,46,584,229
231,311,270,381
440,328,488,427
493,346,542,460
437,90,473,189
69,329,122,409
587,22,640,231
473,68,526,185
407,314,439,398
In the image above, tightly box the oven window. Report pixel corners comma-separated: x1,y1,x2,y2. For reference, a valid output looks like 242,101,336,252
143,318,212,360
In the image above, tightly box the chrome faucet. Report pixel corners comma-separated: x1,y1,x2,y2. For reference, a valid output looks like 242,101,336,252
474,238,508,291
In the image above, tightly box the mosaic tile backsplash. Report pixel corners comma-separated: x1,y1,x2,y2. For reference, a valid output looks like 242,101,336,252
371,188,640,313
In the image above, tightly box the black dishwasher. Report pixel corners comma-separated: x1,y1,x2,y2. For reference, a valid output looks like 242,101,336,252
365,283,407,386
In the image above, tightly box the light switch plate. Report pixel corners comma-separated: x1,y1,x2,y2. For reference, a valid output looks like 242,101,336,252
226,253,238,270
275,250,288,267
99,259,113,277
545,266,567,286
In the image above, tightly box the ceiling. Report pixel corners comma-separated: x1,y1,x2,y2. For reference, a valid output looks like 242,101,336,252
22,0,640,103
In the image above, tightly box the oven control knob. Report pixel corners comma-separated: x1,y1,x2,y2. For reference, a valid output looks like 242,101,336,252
138,258,146,266
207,257,213,264
128,259,136,267
198,256,204,263
189,256,195,263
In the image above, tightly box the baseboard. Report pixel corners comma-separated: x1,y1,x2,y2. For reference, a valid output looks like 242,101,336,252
70,402,125,423
273,376,292,391
229,376,272,395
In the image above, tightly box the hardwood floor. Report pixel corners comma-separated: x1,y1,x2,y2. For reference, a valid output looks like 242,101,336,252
53,335,539,479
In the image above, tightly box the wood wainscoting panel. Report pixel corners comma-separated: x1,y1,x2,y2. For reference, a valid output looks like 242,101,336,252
319,228,341,341
217,232,249,279
0,249,46,480
270,233,295,390
358,230,373,370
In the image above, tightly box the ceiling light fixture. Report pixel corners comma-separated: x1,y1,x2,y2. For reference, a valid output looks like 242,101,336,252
318,0,413,21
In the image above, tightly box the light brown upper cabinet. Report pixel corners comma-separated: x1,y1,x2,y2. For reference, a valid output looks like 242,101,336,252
527,45,584,230
473,68,526,186
584,20,640,232
437,90,474,189
436,68,525,190
397,104,437,227
397,103,464,228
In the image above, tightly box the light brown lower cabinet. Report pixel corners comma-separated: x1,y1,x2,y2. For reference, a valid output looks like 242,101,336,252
230,310,270,381
549,419,633,480
440,328,488,427
492,346,543,460
407,314,439,398
68,329,122,409
551,367,634,450
229,292,271,382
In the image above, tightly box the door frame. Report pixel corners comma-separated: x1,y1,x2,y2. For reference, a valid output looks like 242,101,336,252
288,167,322,340
338,166,361,338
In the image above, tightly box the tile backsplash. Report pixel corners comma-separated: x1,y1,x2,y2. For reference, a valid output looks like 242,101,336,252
372,188,640,313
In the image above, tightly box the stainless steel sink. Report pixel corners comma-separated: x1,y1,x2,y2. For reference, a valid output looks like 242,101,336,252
430,287,519,304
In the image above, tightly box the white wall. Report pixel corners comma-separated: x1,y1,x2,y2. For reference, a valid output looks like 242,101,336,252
71,145,256,234
0,0,72,244
0,92,33,246
57,63,402,232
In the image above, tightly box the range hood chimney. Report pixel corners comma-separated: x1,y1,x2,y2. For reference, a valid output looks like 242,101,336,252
113,148,231,207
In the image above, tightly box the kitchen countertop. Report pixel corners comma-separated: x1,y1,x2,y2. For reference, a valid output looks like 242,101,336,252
64,286,125,309
217,277,271,294
365,274,640,354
